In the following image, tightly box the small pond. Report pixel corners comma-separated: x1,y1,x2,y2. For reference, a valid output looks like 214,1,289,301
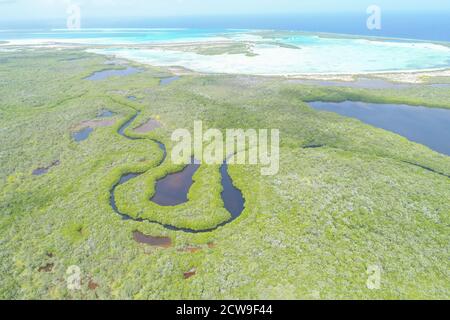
72,127,93,142
151,162,201,206
85,67,141,80
97,110,115,117
160,76,180,86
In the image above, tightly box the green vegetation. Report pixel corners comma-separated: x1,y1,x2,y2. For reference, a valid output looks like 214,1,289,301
0,49,449,299
422,76,450,84
167,42,258,56
166,40,300,56
277,80,450,110
266,41,300,49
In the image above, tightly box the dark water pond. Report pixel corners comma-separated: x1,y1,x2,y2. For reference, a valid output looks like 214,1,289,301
110,110,245,233
160,76,180,86
32,160,60,176
97,110,115,117
220,162,245,219
85,67,141,80
150,159,245,218
72,127,93,142
33,168,50,176
309,101,450,156
151,161,200,206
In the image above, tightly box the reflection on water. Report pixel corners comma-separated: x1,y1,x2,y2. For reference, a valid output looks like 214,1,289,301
85,67,141,80
220,162,245,219
309,101,450,156
72,127,93,142
151,162,200,206
110,110,246,232
97,110,115,117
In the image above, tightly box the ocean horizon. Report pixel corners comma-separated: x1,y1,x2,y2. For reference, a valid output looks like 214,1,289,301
2,24,450,76
1,12,449,42
2,1,450,302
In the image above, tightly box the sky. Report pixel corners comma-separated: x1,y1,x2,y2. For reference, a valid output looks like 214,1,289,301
0,0,449,21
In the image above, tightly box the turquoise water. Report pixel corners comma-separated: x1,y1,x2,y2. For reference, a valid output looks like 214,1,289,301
0,28,240,44
3,12,450,42
2,29,450,75
89,33,450,75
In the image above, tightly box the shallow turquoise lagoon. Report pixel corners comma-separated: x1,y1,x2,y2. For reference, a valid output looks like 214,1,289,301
2,29,450,75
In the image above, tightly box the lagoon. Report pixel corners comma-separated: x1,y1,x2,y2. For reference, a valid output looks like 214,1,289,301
309,101,450,156
85,66,141,80
2,29,450,75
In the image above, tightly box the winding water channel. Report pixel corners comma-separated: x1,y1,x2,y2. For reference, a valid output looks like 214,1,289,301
109,110,245,233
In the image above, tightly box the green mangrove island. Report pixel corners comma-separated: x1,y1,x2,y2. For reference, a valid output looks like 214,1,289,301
0,47,449,299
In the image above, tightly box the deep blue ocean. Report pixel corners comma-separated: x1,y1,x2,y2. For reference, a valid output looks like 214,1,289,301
1,12,449,42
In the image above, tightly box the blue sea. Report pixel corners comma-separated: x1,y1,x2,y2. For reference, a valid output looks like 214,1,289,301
2,12,450,76
1,12,450,42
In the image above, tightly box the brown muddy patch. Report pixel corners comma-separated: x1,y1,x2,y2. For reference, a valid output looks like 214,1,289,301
178,246,202,253
133,231,172,248
183,268,196,279
72,119,117,142
33,160,60,176
88,279,99,291
38,263,54,273
207,242,216,249
134,119,162,133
